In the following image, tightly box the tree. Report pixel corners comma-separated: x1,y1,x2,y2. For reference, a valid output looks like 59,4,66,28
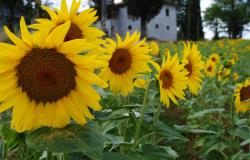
204,4,223,39
185,0,204,40
176,0,187,39
177,0,204,40
204,0,250,39
0,0,46,32
126,0,164,37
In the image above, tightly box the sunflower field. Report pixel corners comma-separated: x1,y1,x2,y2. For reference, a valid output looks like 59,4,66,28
1,1,250,160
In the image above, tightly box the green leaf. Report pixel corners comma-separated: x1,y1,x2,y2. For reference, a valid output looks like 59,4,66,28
103,152,128,160
102,120,124,134
0,124,20,150
174,125,216,134
240,139,250,146
153,122,188,141
26,122,104,160
104,134,131,146
231,150,250,160
234,127,250,140
128,144,178,160
188,108,224,119
203,142,228,157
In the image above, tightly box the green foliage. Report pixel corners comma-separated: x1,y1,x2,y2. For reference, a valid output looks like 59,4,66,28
26,122,104,160
1,39,250,159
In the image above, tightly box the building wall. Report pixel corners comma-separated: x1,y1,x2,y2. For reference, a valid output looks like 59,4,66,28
111,5,177,41
146,5,177,41
116,7,140,37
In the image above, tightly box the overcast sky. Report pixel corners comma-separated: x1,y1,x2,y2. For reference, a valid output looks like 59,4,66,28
43,0,250,40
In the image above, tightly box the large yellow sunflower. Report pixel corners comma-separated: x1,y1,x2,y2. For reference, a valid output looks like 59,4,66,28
182,42,204,95
29,0,104,44
156,52,188,107
205,60,216,78
0,18,107,132
235,78,250,113
99,32,153,95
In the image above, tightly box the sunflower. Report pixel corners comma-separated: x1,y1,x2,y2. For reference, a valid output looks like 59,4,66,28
133,78,149,89
29,0,104,44
223,68,231,77
235,78,250,113
182,42,204,95
156,52,188,107
233,72,239,81
227,59,236,68
232,53,239,61
205,60,216,78
209,53,220,64
217,65,223,82
0,18,107,132
149,41,160,56
100,32,153,95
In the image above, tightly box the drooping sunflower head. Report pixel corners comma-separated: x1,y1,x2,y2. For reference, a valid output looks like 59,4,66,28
149,41,160,56
182,42,204,95
0,17,107,132
205,60,216,78
209,53,220,64
156,52,188,107
235,78,250,113
233,72,239,81
100,32,153,95
29,0,105,44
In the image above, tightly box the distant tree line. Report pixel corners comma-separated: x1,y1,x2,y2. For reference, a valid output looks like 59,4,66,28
204,0,250,39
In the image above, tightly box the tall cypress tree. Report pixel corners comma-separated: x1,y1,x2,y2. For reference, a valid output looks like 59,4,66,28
185,0,204,40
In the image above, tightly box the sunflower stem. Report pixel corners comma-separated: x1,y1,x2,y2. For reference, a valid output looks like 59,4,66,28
152,105,161,145
229,95,235,154
132,80,152,150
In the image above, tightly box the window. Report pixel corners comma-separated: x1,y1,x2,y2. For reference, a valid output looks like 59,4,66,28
155,24,159,29
166,25,170,30
128,25,132,30
166,8,169,16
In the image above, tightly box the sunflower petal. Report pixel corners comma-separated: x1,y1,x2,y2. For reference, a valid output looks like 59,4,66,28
46,21,71,48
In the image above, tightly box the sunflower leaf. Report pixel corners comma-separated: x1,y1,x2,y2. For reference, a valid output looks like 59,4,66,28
25,121,104,160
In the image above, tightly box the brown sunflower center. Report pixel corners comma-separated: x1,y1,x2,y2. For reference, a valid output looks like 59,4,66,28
109,49,132,74
15,48,76,104
240,86,250,102
184,61,192,76
64,23,83,41
207,66,212,72
211,57,216,62
160,70,173,89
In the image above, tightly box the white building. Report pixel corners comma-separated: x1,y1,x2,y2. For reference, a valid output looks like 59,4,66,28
101,3,177,41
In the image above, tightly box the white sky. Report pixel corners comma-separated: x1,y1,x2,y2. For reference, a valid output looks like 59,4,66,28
43,0,250,40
